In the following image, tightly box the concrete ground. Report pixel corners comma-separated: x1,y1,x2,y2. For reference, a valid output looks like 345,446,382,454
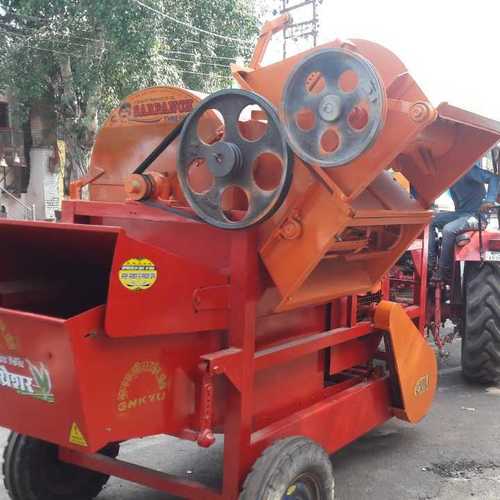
1,338,500,500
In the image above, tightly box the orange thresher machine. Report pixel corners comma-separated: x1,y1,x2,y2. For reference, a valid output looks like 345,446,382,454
2,16,500,500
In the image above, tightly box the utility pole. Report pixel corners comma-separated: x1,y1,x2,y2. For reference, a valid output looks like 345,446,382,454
276,0,321,59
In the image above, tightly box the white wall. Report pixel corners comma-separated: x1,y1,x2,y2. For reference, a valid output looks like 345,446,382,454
0,147,60,221
28,148,59,220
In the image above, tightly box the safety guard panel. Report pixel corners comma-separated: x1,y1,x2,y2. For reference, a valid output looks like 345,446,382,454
0,305,223,452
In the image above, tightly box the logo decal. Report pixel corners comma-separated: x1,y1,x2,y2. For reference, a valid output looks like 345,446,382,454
133,99,193,118
414,374,430,396
119,258,158,291
109,96,194,126
117,361,168,413
0,356,54,403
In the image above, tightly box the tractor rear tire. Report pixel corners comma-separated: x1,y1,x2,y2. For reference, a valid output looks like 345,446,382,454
240,436,334,500
2,432,119,500
462,262,500,384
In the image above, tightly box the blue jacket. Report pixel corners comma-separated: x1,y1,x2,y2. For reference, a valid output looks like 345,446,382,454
449,163,499,215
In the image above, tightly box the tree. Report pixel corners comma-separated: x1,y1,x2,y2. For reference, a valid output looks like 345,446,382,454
0,0,260,188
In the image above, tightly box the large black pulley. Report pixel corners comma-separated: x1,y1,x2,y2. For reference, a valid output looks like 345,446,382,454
283,48,386,168
177,89,292,230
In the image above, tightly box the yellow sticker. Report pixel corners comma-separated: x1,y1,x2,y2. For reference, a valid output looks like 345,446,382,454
69,422,88,447
286,485,297,495
119,258,157,291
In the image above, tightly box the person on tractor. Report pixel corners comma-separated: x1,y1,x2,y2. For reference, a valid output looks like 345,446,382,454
429,161,500,283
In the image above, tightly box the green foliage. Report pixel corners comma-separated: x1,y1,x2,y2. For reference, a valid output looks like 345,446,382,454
0,0,260,179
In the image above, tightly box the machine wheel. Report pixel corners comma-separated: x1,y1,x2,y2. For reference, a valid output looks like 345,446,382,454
462,262,500,384
240,436,334,500
2,432,119,500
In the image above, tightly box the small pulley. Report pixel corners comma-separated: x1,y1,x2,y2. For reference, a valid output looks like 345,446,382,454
177,89,292,229
282,48,386,168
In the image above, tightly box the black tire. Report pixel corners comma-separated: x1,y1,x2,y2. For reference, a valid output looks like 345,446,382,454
240,436,334,500
462,262,500,384
2,432,119,500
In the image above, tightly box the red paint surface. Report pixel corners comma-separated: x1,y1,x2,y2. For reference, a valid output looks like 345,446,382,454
0,200,399,498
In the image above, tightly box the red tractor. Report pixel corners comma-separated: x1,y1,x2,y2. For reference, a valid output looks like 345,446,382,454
391,149,500,384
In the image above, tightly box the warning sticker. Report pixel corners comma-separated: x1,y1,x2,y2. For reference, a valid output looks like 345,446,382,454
119,258,158,291
69,422,88,447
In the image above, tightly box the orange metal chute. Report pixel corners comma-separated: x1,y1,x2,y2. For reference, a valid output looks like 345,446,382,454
374,301,437,423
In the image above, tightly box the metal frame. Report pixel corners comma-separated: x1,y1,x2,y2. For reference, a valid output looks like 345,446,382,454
279,0,320,59
52,199,398,499
388,229,429,333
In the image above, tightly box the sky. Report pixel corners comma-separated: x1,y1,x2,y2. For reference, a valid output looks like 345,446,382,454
265,0,500,122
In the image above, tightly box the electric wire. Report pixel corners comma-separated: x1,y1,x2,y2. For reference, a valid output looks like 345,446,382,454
0,27,87,57
0,10,103,36
180,70,230,80
130,0,252,44
1,40,75,57
0,20,234,80
0,19,112,46
164,50,237,62
1,20,250,51
2,8,255,50
0,29,231,79
0,21,245,60
157,56,230,78
0,26,95,50
163,56,229,69
162,36,253,49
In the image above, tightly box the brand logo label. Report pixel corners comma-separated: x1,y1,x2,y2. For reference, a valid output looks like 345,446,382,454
110,97,194,126
133,99,193,118
119,258,158,291
117,361,168,413
414,374,430,396
0,355,54,403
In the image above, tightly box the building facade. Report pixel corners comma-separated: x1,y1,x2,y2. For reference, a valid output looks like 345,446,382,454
0,94,62,220
0,93,32,219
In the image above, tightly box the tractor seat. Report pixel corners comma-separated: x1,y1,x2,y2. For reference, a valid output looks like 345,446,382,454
456,231,474,247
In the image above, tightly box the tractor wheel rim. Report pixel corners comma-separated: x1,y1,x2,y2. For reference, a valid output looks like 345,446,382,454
282,472,321,500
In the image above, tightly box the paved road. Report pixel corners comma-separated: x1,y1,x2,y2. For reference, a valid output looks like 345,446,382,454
1,338,500,500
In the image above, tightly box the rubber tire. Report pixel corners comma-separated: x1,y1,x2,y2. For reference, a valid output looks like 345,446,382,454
462,262,500,384
240,436,334,500
2,432,119,500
